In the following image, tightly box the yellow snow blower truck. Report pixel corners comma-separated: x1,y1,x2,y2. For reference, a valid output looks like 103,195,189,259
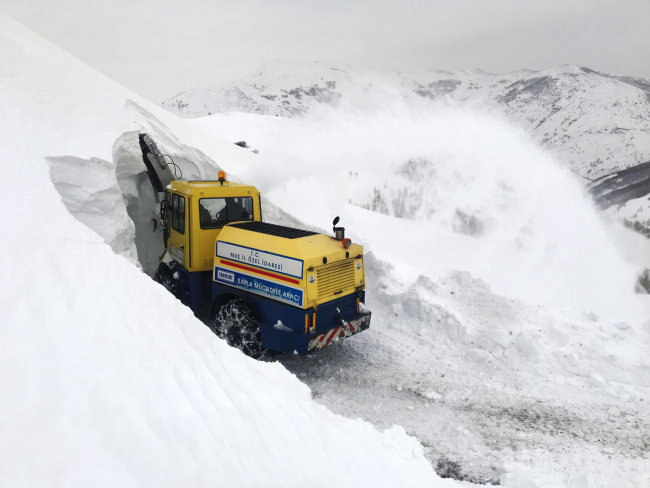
140,133,370,357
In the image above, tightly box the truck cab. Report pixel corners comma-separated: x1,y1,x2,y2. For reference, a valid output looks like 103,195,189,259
164,179,262,273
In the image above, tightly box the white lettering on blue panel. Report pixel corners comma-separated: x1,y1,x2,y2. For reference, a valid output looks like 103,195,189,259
213,266,304,308
217,269,234,283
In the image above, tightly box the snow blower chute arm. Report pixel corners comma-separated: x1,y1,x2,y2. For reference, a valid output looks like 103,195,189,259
139,133,176,201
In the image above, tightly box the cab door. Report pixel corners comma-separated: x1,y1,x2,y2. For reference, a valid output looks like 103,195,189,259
168,192,188,268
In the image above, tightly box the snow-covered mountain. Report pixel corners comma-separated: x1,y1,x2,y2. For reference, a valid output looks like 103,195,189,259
163,62,650,180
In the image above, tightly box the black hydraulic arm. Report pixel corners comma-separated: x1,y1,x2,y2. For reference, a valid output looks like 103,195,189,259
139,133,175,193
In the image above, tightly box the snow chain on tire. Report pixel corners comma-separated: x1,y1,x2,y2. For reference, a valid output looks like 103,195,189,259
213,298,266,359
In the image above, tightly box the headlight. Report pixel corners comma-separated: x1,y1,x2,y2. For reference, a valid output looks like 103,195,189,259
308,274,316,283
356,261,361,270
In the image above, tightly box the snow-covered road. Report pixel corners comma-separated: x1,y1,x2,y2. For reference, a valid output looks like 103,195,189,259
274,295,650,487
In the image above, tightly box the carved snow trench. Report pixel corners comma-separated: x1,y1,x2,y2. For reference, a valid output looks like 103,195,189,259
45,128,223,277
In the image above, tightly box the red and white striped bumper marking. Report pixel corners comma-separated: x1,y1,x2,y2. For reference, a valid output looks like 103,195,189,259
308,314,371,351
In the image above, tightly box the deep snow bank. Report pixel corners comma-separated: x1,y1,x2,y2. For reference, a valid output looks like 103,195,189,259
193,108,650,320
0,12,450,487
363,251,650,389
1,220,440,487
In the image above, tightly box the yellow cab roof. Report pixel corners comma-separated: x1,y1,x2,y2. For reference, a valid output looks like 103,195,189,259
167,180,260,197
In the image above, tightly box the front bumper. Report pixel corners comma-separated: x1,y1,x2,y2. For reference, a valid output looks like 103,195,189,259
259,311,371,355
304,312,371,353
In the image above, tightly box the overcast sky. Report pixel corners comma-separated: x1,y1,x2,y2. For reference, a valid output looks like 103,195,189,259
1,0,649,103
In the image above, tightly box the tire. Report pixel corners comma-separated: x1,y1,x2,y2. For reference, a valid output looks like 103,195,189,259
157,262,180,299
213,298,265,359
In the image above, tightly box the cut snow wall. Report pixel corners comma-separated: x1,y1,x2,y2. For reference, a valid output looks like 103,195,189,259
46,124,230,277
41,91,243,277
112,129,227,276
113,131,165,276
45,155,139,266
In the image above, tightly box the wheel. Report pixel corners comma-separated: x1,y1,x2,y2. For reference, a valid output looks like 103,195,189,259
157,262,180,299
213,298,266,358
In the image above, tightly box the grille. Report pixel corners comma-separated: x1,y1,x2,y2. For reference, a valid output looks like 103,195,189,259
316,259,356,299
228,221,318,239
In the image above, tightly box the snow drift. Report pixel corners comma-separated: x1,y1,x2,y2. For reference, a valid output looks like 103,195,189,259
0,12,453,487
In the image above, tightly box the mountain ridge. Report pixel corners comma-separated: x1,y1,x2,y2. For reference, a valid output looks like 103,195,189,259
162,62,650,181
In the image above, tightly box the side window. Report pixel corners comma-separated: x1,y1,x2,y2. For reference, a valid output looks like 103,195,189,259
171,193,185,234
171,193,178,231
178,195,185,233
199,197,254,229
164,191,171,242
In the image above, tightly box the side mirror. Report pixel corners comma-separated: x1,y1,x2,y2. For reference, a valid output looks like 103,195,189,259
160,199,169,218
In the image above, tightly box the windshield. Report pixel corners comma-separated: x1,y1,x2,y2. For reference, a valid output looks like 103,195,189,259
199,197,254,229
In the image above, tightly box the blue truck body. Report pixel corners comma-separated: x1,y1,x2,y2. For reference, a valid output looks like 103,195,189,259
172,264,370,355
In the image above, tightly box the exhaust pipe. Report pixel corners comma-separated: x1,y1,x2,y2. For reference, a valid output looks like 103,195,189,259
333,216,352,248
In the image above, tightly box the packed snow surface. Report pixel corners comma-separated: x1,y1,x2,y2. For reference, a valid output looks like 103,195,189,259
0,12,456,487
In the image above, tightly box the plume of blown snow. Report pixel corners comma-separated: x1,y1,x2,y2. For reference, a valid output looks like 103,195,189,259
194,88,649,320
